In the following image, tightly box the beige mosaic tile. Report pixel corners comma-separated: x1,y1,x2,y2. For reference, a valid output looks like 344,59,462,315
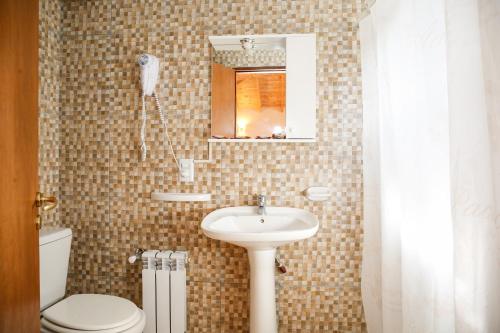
276,280,365,332
187,281,222,332
39,0,63,228
220,282,250,333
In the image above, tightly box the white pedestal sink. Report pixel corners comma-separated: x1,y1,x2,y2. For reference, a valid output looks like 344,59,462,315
201,206,319,333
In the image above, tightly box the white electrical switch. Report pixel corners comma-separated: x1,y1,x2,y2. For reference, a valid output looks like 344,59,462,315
179,159,194,182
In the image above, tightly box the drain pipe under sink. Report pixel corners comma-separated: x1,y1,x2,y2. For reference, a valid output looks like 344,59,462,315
275,257,287,274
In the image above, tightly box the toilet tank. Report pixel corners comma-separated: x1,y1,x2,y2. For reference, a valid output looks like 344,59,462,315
39,228,72,310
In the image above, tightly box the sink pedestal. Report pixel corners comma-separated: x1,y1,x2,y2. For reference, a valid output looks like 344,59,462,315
248,248,277,333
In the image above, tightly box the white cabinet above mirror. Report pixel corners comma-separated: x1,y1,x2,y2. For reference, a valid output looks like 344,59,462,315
209,34,316,142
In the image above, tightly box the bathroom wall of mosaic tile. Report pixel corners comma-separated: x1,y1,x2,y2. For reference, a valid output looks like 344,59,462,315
43,0,367,331
39,0,63,228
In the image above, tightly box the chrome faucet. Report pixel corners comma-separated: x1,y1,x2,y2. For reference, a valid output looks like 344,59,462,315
257,194,267,215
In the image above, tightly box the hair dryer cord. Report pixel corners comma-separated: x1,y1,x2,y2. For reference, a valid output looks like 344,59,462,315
153,92,180,171
140,94,148,161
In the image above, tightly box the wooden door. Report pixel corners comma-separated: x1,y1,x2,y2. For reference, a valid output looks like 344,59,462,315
211,63,236,138
0,0,40,332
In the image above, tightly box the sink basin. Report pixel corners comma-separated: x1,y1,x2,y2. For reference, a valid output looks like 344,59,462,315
201,206,318,249
201,206,319,333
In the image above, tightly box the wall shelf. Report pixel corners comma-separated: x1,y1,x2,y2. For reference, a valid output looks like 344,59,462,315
208,138,316,143
151,192,211,202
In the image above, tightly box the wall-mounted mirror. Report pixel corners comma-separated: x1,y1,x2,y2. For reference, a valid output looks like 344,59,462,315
209,34,316,141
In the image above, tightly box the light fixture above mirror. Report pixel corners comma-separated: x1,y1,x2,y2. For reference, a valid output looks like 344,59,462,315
240,38,255,52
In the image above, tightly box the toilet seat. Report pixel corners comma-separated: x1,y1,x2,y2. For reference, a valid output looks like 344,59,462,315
41,294,145,333
40,312,144,333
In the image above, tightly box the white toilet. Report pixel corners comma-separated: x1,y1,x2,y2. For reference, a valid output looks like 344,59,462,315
39,228,146,333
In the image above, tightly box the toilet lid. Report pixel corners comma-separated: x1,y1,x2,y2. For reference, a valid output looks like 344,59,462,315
42,294,140,331
41,309,145,333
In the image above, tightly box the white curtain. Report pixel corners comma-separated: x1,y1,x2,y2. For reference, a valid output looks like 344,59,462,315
360,0,500,332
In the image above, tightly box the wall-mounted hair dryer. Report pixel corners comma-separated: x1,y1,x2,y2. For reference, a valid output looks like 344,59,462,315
138,54,159,96
137,54,179,169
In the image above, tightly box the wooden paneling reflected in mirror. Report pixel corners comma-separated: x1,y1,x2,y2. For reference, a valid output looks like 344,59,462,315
211,63,236,138
235,70,286,138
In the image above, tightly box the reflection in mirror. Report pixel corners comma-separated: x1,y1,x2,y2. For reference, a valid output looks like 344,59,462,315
213,49,285,68
211,44,287,139
236,70,285,138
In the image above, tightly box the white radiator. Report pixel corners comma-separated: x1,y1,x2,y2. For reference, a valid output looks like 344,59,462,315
142,250,188,333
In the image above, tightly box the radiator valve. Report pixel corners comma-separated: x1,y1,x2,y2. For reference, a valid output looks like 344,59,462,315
128,248,145,264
